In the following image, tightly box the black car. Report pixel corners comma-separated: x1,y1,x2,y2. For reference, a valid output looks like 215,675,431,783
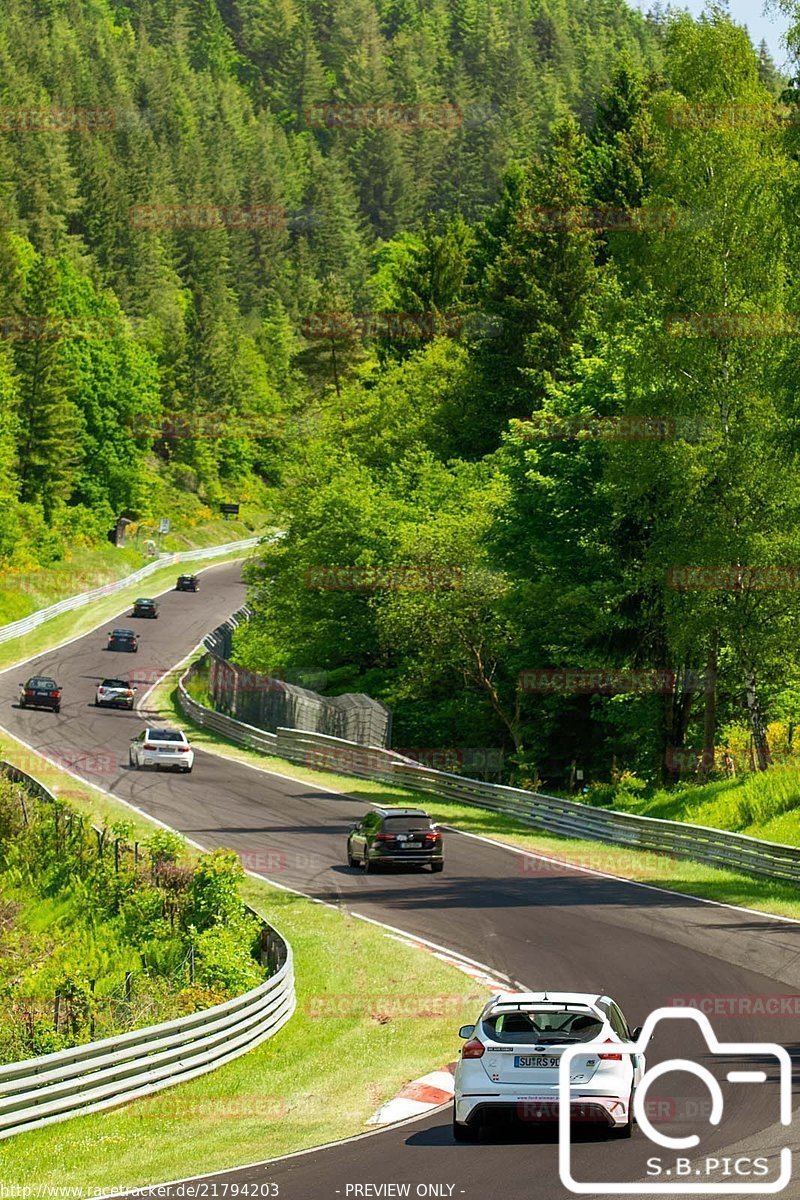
347,806,443,872
19,676,62,713
132,597,159,618
108,627,139,652
175,574,199,592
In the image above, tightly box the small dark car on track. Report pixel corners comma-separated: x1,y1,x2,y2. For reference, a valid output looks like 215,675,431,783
132,597,159,618
19,676,62,713
347,806,444,872
107,628,138,652
175,574,199,592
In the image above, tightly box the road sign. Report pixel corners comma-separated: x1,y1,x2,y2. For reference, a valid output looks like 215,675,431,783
158,518,170,534
220,503,240,518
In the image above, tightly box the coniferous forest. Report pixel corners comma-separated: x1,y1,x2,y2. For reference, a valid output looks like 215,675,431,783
5,0,800,789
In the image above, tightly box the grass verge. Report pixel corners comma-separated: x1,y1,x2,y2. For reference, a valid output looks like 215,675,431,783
0,730,484,1192
150,670,800,924
592,768,800,849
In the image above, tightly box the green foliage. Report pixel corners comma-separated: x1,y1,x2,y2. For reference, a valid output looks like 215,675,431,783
187,847,246,931
0,777,266,1063
237,7,800,803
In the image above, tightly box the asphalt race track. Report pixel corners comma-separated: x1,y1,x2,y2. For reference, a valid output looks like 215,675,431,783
2,559,799,1199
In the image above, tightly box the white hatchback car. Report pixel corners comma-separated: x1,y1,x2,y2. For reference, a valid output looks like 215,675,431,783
129,728,194,773
453,991,644,1142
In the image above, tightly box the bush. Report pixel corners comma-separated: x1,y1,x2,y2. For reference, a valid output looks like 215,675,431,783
192,919,264,994
186,848,245,932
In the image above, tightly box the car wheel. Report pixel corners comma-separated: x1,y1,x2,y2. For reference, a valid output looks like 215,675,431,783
183,766,192,774
452,1111,479,1143
19,699,25,708
431,861,444,873
54,705,60,714
347,844,358,868
362,848,372,873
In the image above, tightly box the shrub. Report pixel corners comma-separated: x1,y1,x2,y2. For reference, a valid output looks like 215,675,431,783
186,848,245,932
192,918,264,994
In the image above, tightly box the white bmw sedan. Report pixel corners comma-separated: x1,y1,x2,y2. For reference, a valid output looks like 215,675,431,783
129,728,194,773
453,991,644,1142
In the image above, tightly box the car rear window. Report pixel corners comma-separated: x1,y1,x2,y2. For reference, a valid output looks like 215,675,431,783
148,730,185,742
112,629,134,636
381,815,434,832
28,677,56,688
102,679,128,688
483,1009,603,1044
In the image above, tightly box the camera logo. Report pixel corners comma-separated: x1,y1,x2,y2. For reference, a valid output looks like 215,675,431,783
558,1007,792,1194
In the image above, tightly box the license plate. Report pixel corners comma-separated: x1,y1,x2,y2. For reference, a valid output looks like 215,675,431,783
514,1055,560,1068
406,841,421,848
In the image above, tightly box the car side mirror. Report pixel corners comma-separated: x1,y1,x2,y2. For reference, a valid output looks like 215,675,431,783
458,1024,475,1039
349,822,359,831
631,1026,643,1040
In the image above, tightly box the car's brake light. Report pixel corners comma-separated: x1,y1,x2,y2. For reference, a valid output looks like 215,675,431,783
374,833,394,841
125,691,133,697
176,745,190,752
598,1040,622,1061
144,743,158,751
462,1038,485,1059
50,691,61,698
425,831,442,841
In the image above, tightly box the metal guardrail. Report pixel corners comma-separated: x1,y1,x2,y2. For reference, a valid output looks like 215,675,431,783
0,537,262,646
0,763,295,1140
176,658,800,887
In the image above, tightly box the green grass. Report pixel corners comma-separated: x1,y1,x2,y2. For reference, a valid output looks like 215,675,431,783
150,673,800,924
594,768,800,848
0,728,483,1193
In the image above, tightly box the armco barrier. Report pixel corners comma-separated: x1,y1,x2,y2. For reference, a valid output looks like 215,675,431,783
0,536,262,647
176,648,800,886
0,763,295,1139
